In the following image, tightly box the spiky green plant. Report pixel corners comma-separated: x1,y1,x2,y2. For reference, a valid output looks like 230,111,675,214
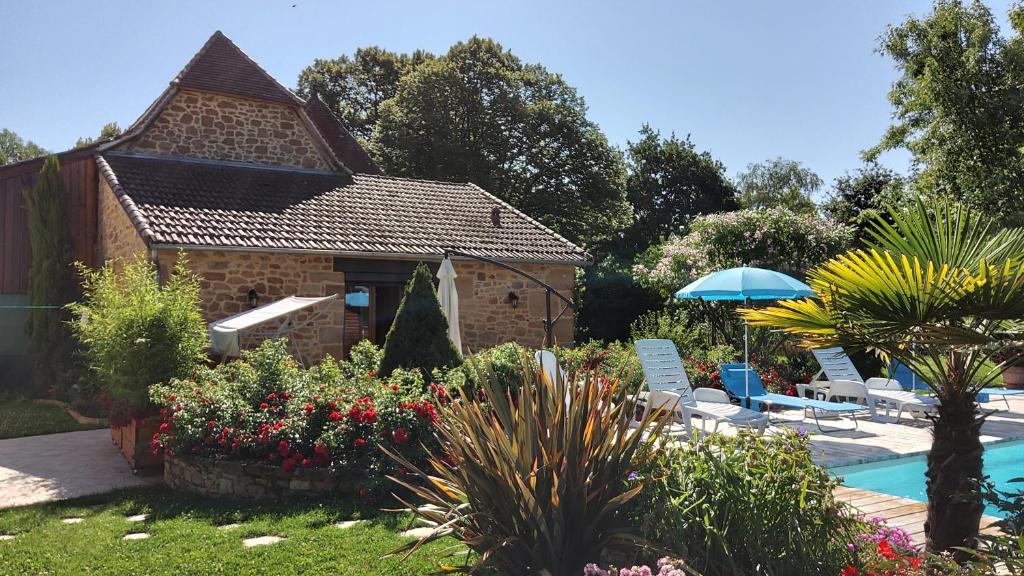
741,199,1024,557
383,353,669,575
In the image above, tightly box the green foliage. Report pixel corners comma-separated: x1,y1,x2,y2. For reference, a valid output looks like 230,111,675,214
379,263,461,377
620,124,738,254
575,256,664,343
461,341,528,396
631,431,862,576
150,339,444,492
555,339,646,394
634,208,853,296
822,162,906,243
70,254,207,422
340,339,383,379
296,47,433,141
0,128,47,166
384,352,668,574
869,0,1024,226
23,156,79,396
370,37,630,247
74,122,122,149
736,157,822,214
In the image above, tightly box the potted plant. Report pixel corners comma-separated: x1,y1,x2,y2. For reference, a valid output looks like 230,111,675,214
71,253,207,471
996,348,1024,390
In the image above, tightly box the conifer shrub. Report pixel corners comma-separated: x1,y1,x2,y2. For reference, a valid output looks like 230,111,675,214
22,156,79,396
379,263,461,377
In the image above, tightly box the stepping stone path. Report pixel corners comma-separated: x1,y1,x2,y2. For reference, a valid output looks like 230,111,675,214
123,533,150,541
334,520,363,529
400,527,435,539
0,535,14,541
217,523,241,530
126,514,148,522
62,517,84,524
242,535,285,547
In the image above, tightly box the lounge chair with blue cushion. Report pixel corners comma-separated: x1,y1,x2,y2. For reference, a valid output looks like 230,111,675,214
718,363,869,431
811,347,939,422
634,340,768,436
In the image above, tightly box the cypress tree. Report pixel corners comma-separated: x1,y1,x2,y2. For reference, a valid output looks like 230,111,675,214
379,263,462,376
23,156,78,396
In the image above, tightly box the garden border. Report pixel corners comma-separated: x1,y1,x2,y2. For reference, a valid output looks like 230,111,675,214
164,454,363,499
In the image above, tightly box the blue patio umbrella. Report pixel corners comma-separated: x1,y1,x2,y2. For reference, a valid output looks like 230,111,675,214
676,267,815,405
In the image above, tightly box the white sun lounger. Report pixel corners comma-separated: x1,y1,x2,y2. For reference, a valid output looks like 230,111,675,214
811,347,939,422
635,339,769,436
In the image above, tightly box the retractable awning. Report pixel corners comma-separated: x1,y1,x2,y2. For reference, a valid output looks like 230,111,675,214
208,294,339,364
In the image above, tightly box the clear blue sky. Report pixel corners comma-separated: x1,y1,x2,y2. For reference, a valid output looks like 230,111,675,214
0,1,1015,188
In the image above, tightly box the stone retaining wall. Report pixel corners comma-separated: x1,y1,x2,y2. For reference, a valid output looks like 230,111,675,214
165,454,360,499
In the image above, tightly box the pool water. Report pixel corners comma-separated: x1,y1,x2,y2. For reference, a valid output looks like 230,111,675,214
831,440,1024,518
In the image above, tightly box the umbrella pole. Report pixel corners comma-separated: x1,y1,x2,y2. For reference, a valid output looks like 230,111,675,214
744,319,750,408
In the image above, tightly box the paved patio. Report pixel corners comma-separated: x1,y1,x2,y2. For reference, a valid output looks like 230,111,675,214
0,428,157,509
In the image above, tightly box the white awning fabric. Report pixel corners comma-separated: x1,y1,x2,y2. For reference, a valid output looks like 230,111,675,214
208,294,339,359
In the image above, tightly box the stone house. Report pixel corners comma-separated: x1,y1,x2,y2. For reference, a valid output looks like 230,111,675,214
0,31,588,368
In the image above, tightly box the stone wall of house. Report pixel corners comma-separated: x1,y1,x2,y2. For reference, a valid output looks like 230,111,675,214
97,177,148,265
453,261,576,351
155,249,345,362
165,454,360,499
124,90,332,170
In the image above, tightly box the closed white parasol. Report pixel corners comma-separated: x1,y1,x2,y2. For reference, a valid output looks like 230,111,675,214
436,256,463,353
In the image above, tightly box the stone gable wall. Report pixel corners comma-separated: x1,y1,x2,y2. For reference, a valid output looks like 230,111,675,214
155,249,345,362
124,90,332,170
453,261,576,351
97,177,148,265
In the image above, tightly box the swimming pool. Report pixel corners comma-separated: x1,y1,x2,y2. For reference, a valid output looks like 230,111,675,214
831,439,1024,518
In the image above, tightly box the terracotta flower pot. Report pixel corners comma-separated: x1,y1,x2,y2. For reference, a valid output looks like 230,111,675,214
110,416,163,472
1002,365,1024,390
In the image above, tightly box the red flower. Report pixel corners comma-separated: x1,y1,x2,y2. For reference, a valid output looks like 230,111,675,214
277,440,290,455
267,393,277,401
304,404,315,413
361,408,377,424
158,422,170,433
368,370,377,378
840,567,858,576
391,384,399,392
329,411,342,421
393,427,409,443
355,438,366,447
909,556,922,569
260,402,269,410
301,458,311,468
168,394,176,402
877,539,897,560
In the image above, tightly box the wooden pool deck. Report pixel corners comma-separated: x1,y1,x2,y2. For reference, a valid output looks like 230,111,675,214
833,486,1004,546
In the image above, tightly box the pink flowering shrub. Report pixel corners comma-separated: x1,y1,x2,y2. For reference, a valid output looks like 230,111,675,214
583,558,687,576
149,339,445,495
634,207,852,294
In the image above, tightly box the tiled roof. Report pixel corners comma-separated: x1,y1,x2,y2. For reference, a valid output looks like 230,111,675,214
98,153,590,265
174,31,304,106
303,94,381,175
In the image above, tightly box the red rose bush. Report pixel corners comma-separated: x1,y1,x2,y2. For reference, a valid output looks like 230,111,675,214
150,339,442,494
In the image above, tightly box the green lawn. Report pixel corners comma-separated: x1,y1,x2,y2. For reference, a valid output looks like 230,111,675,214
0,487,461,575
0,399,105,440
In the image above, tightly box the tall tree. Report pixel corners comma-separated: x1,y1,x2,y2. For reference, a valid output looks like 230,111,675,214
868,0,1024,225
23,156,78,396
743,200,1024,557
75,122,122,149
622,125,738,254
371,37,630,248
0,129,47,166
296,47,432,141
822,162,904,242
736,157,821,213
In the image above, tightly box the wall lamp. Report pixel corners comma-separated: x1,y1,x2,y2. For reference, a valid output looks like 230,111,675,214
507,291,520,309
248,288,259,309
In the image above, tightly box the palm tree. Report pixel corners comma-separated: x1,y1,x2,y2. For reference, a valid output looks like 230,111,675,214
741,199,1024,557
